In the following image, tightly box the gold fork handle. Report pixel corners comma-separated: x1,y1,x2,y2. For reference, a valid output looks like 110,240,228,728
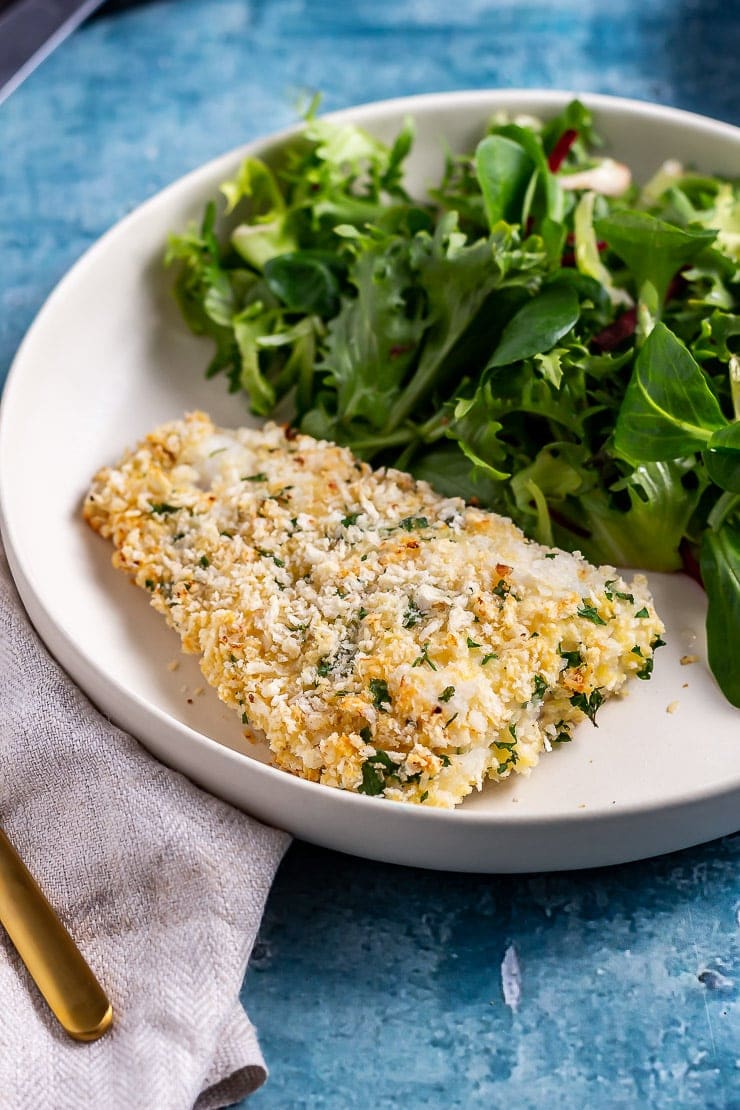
0,828,112,1041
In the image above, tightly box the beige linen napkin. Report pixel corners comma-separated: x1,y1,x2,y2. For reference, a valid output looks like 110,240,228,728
0,543,291,1109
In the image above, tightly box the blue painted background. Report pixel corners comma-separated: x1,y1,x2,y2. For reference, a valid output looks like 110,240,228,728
1,1,738,1105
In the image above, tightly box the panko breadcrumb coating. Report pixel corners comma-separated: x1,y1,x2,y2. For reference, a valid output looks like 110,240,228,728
84,413,664,807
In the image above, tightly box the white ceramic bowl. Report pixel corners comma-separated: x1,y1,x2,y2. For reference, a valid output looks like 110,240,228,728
2,90,739,872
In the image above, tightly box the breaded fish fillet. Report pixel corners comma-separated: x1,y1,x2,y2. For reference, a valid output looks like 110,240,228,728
84,413,664,807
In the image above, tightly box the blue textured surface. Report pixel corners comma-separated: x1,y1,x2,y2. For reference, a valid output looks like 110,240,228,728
1,1,738,1106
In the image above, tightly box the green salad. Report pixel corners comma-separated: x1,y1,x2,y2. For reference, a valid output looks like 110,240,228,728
166,99,740,706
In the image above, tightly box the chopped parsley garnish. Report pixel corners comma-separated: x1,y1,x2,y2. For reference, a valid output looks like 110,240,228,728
492,578,511,600
558,643,583,668
399,515,429,531
199,555,210,568
412,642,437,670
439,685,455,703
633,643,660,678
357,607,368,620
444,713,458,728
359,725,372,744
358,761,384,796
144,578,155,591
480,653,498,665
569,688,605,725
341,512,361,527
577,601,607,625
544,552,557,559
150,502,178,514
532,674,548,700
369,678,391,711
241,712,249,725
358,749,398,796
317,657,332,677
267,486,293,504
440,753,452,766
467,636,481,649
172,532,185,541
604,579,634,603
635,607,650,619
496,736,519,769
553,720,572,744
243,472,267,482
257,547,285,567
420,790,429,802
228,652,238,663
403,600,422,628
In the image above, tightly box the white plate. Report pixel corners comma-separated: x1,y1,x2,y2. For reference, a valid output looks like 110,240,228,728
1,90,738,872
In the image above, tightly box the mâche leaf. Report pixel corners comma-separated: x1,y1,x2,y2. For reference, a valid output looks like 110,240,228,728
488,285,580,368
704,423,740,493
491,122,565,223
263,251,343,317
475,134,534,228
614,323,727,461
